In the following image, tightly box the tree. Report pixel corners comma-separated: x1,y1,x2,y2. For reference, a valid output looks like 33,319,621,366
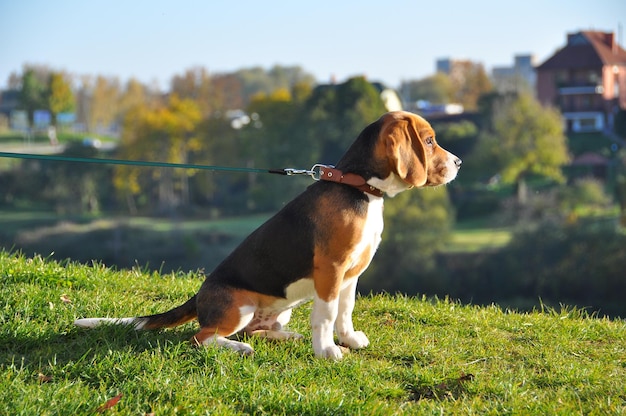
243,86,312,211
267,65,316,92
210,73,245,111
304,76,388,164
74,75,93,131
170,67,216,117
449,61,492,110
6,71,22,90
19,68,48,124
114,95,202,214
401,61,492,110
399,73,454,105
119,78,149,115
361,187,454,294
17,66,76,127
235,65,316,105
89,75,121,133
615,149,626,227
190,76,385,215
44,142,110,214
47,72,75,124
472,92,569,203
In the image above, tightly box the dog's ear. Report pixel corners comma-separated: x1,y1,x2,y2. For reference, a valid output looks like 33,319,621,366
383,117,427,187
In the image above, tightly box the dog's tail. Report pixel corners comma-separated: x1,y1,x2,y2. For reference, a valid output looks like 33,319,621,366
74,294,198,330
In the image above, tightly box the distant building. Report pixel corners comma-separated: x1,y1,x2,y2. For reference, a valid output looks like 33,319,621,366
436,58,452,74
436,57,478,79
536,30,626,133
492,55,536,94
0,90,20,118
436,57,486,80
415,101,464,117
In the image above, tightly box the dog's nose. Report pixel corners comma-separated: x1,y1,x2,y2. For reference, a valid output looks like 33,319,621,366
455,158,462,169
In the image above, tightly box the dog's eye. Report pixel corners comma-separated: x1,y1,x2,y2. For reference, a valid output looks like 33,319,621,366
425,137,434,147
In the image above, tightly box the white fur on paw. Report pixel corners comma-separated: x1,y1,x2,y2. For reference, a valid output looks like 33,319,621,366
224,340,254,356
316,344,344,360
339,331,370,349
201,335,255,356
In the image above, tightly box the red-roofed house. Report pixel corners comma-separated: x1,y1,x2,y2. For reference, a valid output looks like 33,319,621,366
536,30,626,133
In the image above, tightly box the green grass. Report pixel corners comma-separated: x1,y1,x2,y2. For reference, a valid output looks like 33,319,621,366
1,250,625,415
128,214,271,237
0,131,117,145
447,227,512,253
0,210,271,239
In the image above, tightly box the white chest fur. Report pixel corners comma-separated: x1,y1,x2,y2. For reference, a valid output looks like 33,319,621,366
349,195,384,269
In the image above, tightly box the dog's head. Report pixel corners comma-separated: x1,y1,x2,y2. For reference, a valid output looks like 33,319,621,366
362,111,461,196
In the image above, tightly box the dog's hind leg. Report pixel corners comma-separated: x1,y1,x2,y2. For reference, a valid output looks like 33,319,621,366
192,303,256,355
193,289,257,355
245,309,304,341
192,331,255,355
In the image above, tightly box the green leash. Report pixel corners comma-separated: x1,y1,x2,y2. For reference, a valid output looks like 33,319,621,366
0,151,323,178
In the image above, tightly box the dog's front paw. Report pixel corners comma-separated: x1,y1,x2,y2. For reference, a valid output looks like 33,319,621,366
338,330,369,349
315,344,344,360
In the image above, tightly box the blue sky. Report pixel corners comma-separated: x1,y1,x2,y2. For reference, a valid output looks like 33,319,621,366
1,0,624,90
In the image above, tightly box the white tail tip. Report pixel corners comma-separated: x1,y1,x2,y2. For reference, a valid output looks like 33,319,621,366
74,317,146,329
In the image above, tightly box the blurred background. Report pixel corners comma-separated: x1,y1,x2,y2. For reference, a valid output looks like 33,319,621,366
1,1,625,317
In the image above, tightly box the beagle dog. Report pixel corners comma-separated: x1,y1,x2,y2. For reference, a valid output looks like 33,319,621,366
75,111,461,360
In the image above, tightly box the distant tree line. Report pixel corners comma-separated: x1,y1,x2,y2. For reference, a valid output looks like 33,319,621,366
391,220,626,319
4,64,316,133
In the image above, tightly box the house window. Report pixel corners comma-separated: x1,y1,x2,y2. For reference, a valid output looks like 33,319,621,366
555,70,568,86
572,115,603,133
579,118,601,131
573,70,596,85
559,95,569,109
580,95,591,109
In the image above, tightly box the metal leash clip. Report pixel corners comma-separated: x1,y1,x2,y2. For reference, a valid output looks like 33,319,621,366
282,168,312,176
281,164,334,181
309,164,334,181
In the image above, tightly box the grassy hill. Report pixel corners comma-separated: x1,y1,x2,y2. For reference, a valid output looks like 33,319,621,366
1,250,625,415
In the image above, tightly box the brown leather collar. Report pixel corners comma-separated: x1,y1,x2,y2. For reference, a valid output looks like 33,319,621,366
318,166,384,197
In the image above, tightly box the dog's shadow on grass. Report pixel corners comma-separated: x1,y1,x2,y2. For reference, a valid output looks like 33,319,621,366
2,324,201,370
4,323,312,370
